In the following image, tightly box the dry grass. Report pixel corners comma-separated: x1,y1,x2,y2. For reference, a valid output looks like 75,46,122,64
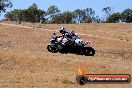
0,22,132,88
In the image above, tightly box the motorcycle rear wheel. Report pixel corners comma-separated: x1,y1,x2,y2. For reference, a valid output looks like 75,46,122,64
84,47,95,56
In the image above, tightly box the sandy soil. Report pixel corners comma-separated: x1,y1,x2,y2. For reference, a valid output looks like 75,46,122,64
0,22,132,88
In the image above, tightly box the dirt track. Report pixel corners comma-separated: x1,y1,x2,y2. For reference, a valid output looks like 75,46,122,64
0,22,132,88
1,22,132,43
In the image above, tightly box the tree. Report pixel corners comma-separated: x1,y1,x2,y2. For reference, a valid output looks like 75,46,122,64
5,3,46,23
85,8,95,16
27,3,46,23
51,11,73,24
4,9,22,22
73,9,85,23
92,16,102,23
102,7,112,22
83,16,92,23
121,9,132,23
12,9,22,21
4,3,131,24
4,12,13,20
72,8,95,23
0,0,12,14
47,5,60,21
83,8,95,23
107,12,121,23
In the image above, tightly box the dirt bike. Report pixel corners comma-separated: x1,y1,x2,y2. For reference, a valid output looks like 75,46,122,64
47,35,95,56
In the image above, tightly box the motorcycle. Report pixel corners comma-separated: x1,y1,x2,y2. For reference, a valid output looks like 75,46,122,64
47,34,95,56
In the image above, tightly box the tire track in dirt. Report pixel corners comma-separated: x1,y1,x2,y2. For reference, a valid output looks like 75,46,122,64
0,22,132,43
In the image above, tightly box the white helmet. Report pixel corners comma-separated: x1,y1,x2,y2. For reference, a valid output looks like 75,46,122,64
60,27,65,33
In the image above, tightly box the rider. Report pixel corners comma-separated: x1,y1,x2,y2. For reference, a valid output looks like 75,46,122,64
51,32,57,39
59,27,79,45
70,30,80,40
59,27,72,38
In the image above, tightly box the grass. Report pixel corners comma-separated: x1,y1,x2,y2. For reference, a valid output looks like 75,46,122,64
62,79,74,84
0,22,132,88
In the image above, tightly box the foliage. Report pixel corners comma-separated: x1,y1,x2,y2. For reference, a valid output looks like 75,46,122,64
51,11,73,24
4,3,132,23
102,7,112,22
47,5,60,21
5,3,46,23
121,9,132,23
107,12,121,23
0,0,12,14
